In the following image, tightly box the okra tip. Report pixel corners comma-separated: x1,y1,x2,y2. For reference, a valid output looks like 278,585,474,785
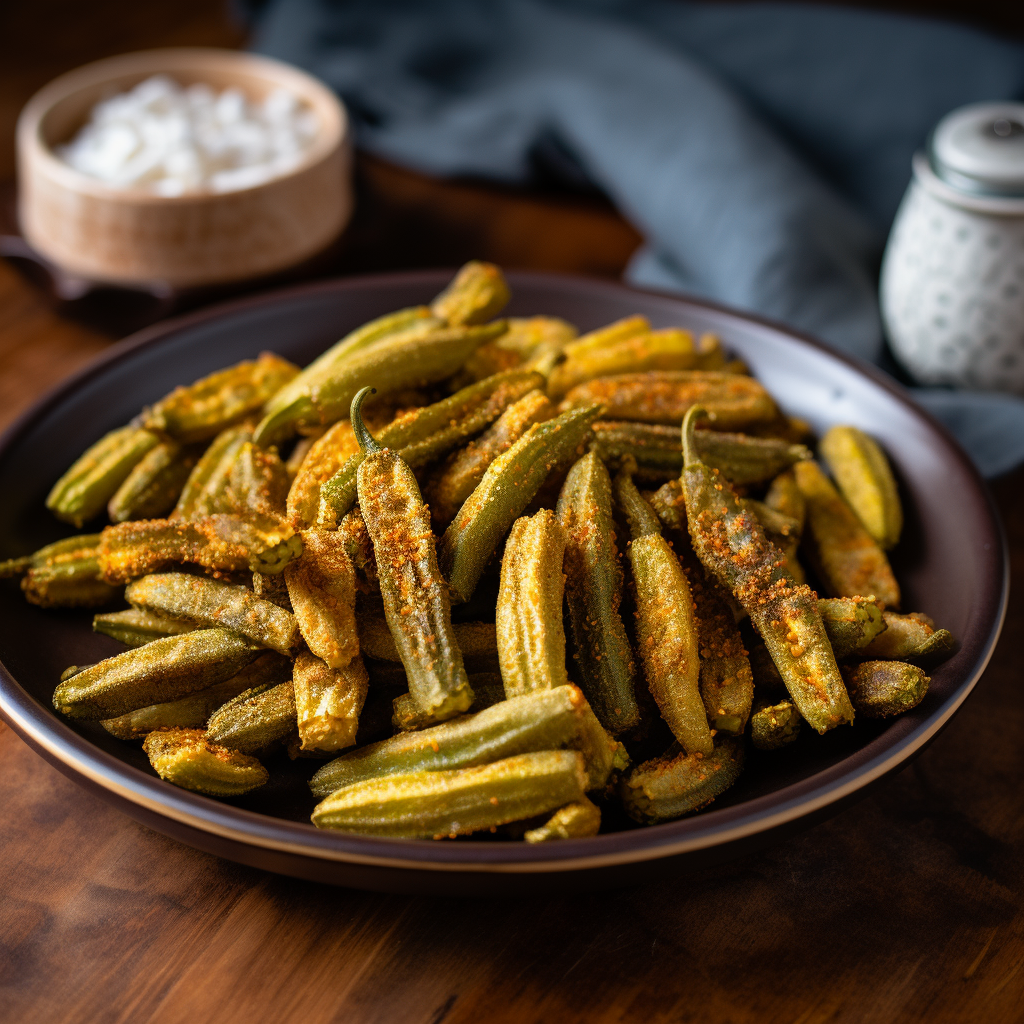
350,387,382,455
681,405,708,467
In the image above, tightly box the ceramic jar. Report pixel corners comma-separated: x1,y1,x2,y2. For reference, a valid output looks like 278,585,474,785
880,102,1024,394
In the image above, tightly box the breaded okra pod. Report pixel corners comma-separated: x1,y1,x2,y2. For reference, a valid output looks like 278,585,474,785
496,511,569,698
224,441,290,518
857,611,955,665
143,728,269,796
351,387,474,720
559,371,777,430
205,680,298,755
556,451,639,735
311,750,588,838
817,597,887,658
525,798,602,842
53,627,261,719
750,698,802,750
614,467,712,755
793,459,900,609
841,660,930,717
310,684,618,798
680,406,854,734
390,672,507,732
292,650,369,753
172,424,253,520
286,419,361,528
6,534,122,609
440,403,603,605
431,260,512,326
93,606,195,647
108,440,202,523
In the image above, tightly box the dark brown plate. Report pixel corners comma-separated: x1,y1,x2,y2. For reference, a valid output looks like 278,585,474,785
0,271,1007,895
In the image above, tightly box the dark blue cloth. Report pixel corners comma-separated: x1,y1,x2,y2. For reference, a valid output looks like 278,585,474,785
249,0,1024,477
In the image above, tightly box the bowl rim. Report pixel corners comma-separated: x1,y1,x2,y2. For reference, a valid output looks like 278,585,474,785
0,269,1009,874
16,46,348,204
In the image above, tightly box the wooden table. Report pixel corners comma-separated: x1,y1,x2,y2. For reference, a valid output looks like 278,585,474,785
3,5,1024,1022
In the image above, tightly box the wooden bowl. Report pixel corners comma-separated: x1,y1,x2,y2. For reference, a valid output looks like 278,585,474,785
0,271,1007,894
16,48,352,289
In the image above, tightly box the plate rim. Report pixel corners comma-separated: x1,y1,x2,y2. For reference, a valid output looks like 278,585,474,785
0,269,1009,874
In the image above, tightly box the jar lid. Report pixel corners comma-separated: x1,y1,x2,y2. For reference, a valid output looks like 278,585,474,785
930,102,1024,198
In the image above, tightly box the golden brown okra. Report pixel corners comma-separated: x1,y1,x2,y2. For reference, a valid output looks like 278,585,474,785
615,468,711,755
311,684,617,798
620,736,744,824
47,426,160,527
819,425,903,549
93,606,195,647
172,424,253,520
286,419,360,527
750,699,802,750
311,749,588,838
108,440,202,522
293,650,369,753
205,680,297,755
352,388,473,720
224,441,290,519
125,572,298,653
793,460,900,608
53,627,261,719
525,798,602,842
559,371,777,430
496,511,569,698
143,728,269,796
818,596,887,658
556,451,639,735
430,260,511,326
857,611,955,665
284,529,359,668
841,661,930,718
441,403,603,605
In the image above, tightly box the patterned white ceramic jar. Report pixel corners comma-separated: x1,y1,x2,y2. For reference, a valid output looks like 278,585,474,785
881,102,1024,393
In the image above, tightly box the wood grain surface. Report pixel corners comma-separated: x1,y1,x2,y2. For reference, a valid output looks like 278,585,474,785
2,4,1024,1023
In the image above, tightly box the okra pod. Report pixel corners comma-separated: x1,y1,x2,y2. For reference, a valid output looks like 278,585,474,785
820,425,903,549
108,441,201,522
205,680,297,755
125,572,299,653
286,419,360,528
427,389,554,526
224,441,290,518
857,612,955,666
681,406,854,733
99,513,302,582
615,468,712,755
391,672,505,732
93,606,195,647
317,368,544,526
352,387,474,720
311,684,615,797
311,749,588,838
496,316,578,359
47,426,160,527
53,627,261,719
524,798,601,842
818,596,887,658
620,736,744,824
841,660,930,718
21,546,121,609
284,529,359,668
141,352,299,443
172,424,253,520
793,459,900,608
563,315,650,358
750,698,802,750
442,403,603,605
253,321,508,446
496,511,569,698
559,371,777,430
293,650,369,753
430,260,511,326
143,728,269,796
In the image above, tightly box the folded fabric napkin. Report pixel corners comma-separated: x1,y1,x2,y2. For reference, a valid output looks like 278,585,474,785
248,0,1024,476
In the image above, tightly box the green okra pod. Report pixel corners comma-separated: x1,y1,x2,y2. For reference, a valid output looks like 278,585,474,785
316,368,544,526
311,749,588,838
819,425,903,549
253,321,508,446
496,510,569,698
563,315,650,358
793,459,900,609
93,606,195,647
224,441,290,519
857,611,955,666
47,426,160,528
391,672,506,732
172,424,253,521
143,728,269,796
620,736,744,824
205,680,297,755
818,596,887,658
556,451,639,735
293,650,369,753
430,260,511,326
141,352,299,443
525,798,602,842
53,627,261,719
125,572,299,653
841,660,930,718
20,548,121,609
680,406,854,734
352,387,474,720
108,440,202,523
750,698,802,750
615,467,711,755
441,403,603,605
310,684,617,798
